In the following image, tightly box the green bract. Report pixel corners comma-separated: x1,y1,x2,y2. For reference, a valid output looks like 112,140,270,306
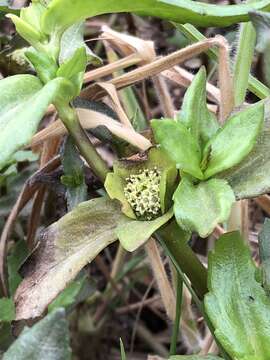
152,67,265,236
173,178,235,238
104,147,177,251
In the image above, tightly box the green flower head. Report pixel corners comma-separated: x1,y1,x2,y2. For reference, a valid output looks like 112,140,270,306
105,147,177,221
104,147,177,251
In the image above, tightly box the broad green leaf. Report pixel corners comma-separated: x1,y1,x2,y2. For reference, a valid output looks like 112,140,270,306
3,308,71,360
116,208,174,251
0,75,63,171
203,102,264,179
0,298,15,322
173,178,235,237
219,106,270,199
258,219,270,296
41,0,270,35
152,119,203,179
205,232,270,360
60,137,87,211
170,356,223,360
59,21,101,65
180,67,219,148
14,197,128,320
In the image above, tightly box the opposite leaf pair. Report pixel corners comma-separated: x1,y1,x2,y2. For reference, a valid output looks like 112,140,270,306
151,68,264,237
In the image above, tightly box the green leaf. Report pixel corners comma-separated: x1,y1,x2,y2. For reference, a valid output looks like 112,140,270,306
219,105,270,199
25,48,58,84
7,14,42,47
205,232,270,360
3,308,71,360
258,219,270,296
57,47,87,97
48,274,95,312
173,178,235,237
0,298,15,322
203,102,264,179
14,197,128,320
170,356,223,360
20,2,46,35
7,240,28,296
0,323,13,352
57,47,87,79
0,75,63,171
59,21,101,65
116,208,174,251
41,0,270,35
11,150,39,163
60,137,87,211
152,119,203,179
180,67,219,148
120,338,126,360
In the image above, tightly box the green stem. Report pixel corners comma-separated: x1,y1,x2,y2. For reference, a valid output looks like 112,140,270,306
175,23,270,99
157,221,208,299
56,103,109,182
169,273,183,356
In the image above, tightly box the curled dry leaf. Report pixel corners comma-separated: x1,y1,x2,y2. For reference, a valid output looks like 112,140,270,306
101,25,155,64
31,107,152,151
14,197,128,320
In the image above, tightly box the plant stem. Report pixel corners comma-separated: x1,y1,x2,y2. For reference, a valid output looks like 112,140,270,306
157,221,208,299
169,273,183,356
56,103,109,182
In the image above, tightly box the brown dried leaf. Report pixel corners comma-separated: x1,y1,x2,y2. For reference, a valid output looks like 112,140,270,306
14,197,128,320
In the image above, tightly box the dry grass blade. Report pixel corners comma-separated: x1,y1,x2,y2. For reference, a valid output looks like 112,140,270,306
145,238,176,321
84,25,155,84
163,66,221,104
31,109,152,151
100,25,155,64
215,35,234,122
95,82,133,127
84,53,142,83
81,37,224,100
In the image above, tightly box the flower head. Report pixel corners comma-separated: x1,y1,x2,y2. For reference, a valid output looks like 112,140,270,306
124,167,161,220
105,147,177,221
